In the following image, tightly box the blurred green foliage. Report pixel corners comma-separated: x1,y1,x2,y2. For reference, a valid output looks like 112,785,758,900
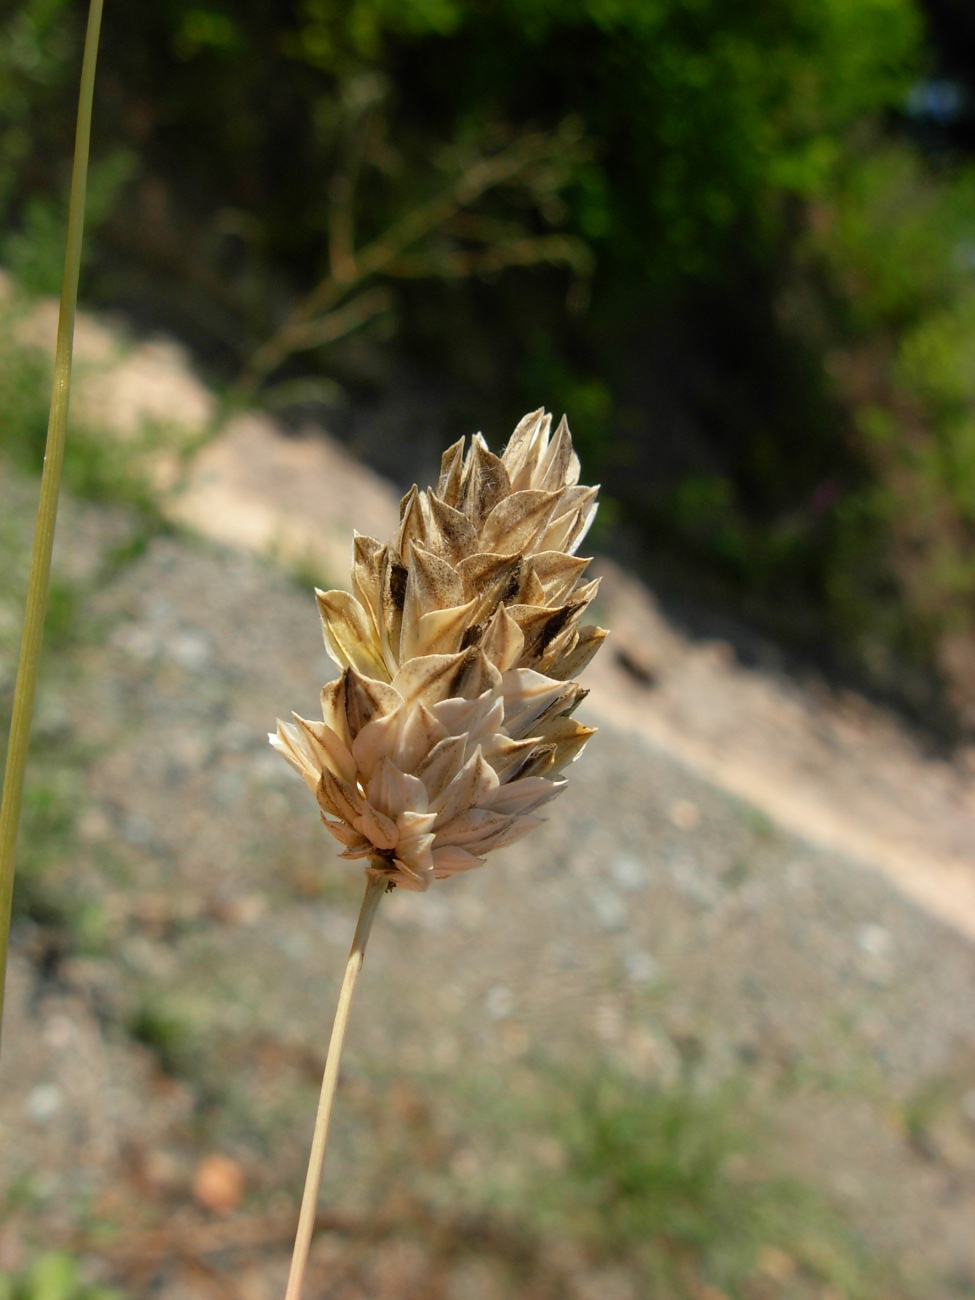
6,0,975,718
283,0,922,278
0,0,133,294
0,0,77,216
796,143,975,709
0,148,135,295
536,1069,902,1298
0,1252,120,1300
0,0,923,337
0,315,166,523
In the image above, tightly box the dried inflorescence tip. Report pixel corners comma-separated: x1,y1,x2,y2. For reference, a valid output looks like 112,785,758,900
272,410,606,891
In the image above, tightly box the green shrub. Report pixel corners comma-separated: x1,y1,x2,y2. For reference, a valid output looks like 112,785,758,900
800,143,975,707
0,0,79,219
0,0,924,355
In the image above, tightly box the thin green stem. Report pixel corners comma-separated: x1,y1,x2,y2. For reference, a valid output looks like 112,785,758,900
0,0,105,1052
285,870,386,1300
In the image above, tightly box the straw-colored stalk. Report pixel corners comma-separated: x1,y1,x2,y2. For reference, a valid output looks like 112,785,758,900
284,871,386,1300
0,0,105,1050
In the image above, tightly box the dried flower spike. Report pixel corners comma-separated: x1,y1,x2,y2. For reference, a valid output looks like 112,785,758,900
275,411,605,1300
272,411,605,892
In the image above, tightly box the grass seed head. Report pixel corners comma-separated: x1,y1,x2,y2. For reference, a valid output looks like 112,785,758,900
272,411,605,890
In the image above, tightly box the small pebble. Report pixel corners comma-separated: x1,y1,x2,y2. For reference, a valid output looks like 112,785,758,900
594,1003,623,1043
610,853,648,891
757,1245,797,1281
592,888,627,931
192,1153,245,1214
121,812,154,846
169,630,209,671
484,985,515,1020
25,1084,63,1124
42,1015,76,1050
623,948,659,984
856,923,894,959
77,806,113,842
668,853,719,906
112,624,159,661
670,799,701,830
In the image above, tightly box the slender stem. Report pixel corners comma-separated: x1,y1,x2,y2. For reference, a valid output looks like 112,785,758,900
0,0,105,1053
285,870,387,1300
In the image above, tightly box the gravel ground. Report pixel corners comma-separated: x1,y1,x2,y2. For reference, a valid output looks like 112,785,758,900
2,482,975,1297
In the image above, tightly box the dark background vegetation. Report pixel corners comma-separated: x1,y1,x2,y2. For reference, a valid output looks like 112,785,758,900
4,0,975,730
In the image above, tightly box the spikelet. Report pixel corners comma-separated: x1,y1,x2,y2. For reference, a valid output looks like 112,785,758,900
272,411,606,891
316,409,608,683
